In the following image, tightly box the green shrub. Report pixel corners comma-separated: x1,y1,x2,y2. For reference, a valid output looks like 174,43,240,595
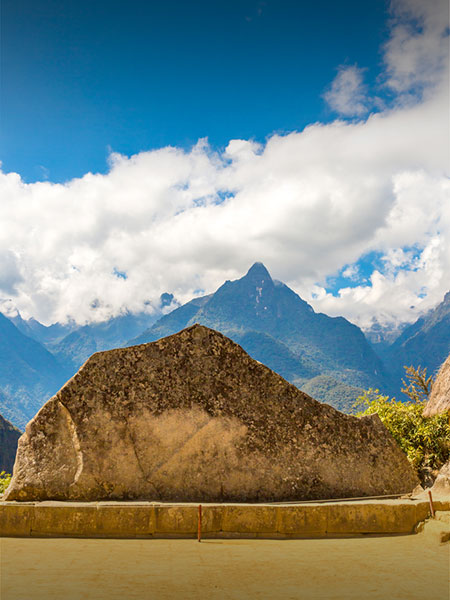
355,390,450,474
0,471,11,494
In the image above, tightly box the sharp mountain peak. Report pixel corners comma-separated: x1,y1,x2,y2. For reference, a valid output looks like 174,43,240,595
244,262,272,282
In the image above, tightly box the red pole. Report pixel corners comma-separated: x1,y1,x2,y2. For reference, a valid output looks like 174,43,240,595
427,490,435,518
198,504,202,542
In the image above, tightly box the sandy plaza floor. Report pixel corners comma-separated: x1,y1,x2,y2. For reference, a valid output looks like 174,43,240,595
1,519,449,600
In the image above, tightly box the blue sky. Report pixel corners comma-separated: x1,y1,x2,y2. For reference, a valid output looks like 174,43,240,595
0,0,448,329
2,0,389,182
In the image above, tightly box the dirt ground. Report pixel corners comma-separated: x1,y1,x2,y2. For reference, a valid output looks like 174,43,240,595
1,520,449,600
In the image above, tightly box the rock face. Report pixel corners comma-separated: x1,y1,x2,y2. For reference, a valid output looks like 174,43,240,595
423,354,450,499
431,460,450,498
4,325,418,502
0,413,21,474
423,353,450,417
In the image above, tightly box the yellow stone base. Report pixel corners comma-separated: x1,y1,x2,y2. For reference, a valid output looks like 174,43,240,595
1,498,449,539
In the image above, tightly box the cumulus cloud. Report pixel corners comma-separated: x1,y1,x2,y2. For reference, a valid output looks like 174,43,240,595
323,65,369,117
384,0,449,97
0,0,448,329
0,251,23,295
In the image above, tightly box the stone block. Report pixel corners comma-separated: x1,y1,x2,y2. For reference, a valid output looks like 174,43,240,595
276,505,327,536
30,503,97,537
326,502,417,535
0,503,33,536
221,505,277,534
96,504,155,537
154,505,198,535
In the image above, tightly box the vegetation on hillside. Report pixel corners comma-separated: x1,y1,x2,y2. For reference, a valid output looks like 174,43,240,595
301,375,363,414
0,471,11,494
356,366,450,483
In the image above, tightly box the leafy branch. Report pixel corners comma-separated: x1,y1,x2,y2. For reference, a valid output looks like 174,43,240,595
401,365,433,403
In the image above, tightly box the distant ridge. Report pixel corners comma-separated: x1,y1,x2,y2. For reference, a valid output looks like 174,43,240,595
3,264,446,425
0,314,68,429
382,291,450,384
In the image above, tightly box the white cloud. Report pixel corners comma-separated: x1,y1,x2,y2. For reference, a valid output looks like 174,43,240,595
0,0,448,329
0,251,23,295
323,65,369,117
383,0,449,97
342,265,360,281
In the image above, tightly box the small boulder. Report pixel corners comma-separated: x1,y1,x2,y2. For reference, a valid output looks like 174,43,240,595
431,460,450,499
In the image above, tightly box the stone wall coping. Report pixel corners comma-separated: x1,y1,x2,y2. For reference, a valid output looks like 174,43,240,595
1,497,446,507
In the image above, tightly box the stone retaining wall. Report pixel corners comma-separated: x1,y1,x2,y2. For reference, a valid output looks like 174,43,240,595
1,499,448,539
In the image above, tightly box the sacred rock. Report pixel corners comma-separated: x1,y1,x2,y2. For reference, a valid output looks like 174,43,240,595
4,325,418,502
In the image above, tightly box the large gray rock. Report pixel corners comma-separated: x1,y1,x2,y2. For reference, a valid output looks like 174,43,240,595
4,325,419,502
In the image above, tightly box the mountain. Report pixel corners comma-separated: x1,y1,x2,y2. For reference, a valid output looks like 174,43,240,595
0,411,21,473
11,299,175,373
383,291,450,385
2,298,175,427
130,263,393,410
363,318,410,353
0,315,69,429
7,264,445,422
50,311,165,371
10,313,74,346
